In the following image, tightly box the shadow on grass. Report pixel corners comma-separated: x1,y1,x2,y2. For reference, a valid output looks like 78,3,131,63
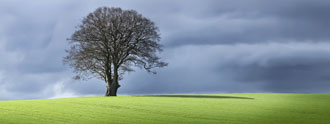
141,95,254,100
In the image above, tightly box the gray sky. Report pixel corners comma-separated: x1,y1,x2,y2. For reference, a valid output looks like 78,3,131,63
1,0,330,100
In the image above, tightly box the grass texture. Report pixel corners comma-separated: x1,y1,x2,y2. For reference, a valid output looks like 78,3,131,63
0,94,330,124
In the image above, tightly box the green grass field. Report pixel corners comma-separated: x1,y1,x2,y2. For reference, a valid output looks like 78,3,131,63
0,94,330,124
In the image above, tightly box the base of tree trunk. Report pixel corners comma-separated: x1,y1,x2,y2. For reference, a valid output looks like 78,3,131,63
105,88,110,96
109,87,118,96
105,87,118,96
105,93,116,96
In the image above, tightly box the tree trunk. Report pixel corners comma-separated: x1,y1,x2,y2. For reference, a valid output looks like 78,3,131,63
105,86,111,96
104,61,113,96
109,80,119,96
104,77,113,96
104,71,112,96
109,86,118,96
109,66,119,96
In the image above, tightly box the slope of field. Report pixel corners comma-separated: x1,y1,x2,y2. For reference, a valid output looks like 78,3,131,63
0,94,329,124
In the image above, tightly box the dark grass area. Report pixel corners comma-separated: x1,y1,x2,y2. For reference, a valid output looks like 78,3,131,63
142,95,254,99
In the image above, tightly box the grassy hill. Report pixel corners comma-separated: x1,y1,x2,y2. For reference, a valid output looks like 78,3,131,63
0,94,329,124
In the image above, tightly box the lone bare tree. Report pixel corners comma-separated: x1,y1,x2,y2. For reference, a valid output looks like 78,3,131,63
64,7,167,96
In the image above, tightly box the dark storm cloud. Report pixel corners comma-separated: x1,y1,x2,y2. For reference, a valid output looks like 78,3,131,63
119,43,330,94
160,0,330,46
0,0,98,100
1,0,330,100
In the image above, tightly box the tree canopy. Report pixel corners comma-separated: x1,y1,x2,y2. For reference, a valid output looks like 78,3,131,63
64,7,167,96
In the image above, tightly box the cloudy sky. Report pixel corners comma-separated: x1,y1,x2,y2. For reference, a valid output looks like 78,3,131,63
1,0,330,100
